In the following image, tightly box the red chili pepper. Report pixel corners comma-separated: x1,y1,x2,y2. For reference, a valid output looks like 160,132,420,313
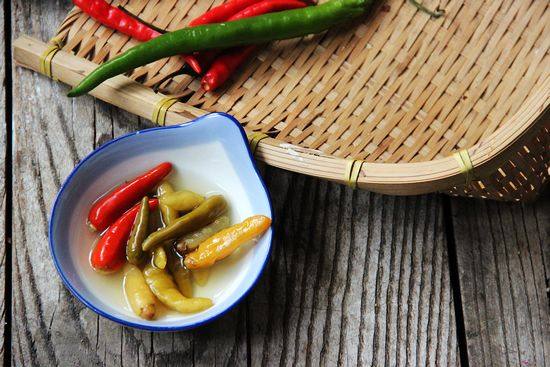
88,162,172,232
183,51,219,75
72,0,160,42
202,0,308,91
90,198,158,271
189,0,265,26
202,46,257,91
229,0,307,19
73,0,206,73
183,0,268,74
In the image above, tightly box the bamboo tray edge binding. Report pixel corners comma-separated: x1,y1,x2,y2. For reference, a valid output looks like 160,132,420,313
13,0,550,201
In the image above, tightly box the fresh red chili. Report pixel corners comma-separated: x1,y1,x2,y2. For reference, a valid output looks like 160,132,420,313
202,0,307,91
72,0,161,42
88,162,172,232
229,0,307,19
189,0,265,26
184,0,268,74
202,46,256,91
183,52,218,75
90,198,158,271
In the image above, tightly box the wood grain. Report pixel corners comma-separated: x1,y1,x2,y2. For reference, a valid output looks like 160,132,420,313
0,0,7,361
249,169,459,366
451,195,550,367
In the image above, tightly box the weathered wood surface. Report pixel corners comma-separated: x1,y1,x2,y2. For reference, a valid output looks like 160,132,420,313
250,176,459,367
7,0,550,366
0,0,7,362
451,196,550,367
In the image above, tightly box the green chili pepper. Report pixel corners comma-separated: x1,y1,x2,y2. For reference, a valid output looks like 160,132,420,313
142,195,227,251
151,181,178,269
176,215,231,253
153,182,176,270
167,247,193,298
157,182,178,226
159,190,204,212
68,0,373,97
143,264,213,313
126,196,150,265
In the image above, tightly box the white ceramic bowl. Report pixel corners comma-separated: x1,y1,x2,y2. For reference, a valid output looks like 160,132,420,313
49,113,273,331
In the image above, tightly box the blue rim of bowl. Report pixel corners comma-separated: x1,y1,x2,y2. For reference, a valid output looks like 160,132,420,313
48,112,274,332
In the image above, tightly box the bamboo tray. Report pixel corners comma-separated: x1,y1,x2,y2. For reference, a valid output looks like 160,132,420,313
14,0,549,200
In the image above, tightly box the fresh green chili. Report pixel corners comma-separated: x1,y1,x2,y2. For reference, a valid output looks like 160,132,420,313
68,0,373,97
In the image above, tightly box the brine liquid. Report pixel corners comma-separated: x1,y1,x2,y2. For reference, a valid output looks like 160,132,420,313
76,170,252,321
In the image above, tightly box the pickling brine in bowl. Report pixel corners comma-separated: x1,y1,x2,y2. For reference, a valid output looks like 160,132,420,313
49,113,273,331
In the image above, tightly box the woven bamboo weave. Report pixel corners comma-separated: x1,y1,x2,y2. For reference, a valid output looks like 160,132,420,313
15,0,550,200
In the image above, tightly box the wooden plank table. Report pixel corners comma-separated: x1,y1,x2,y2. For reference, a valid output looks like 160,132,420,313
2,1,549,365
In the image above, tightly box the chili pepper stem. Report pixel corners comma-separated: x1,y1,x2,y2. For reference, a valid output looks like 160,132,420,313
87,221,97,232
408,0,444,18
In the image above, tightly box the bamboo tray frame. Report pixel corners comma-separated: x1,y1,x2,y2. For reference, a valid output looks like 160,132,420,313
13,0,550,200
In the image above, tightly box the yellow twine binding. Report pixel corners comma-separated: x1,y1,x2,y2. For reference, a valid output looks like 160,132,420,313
152,97,178,125
39,41,62,80
345,159,364,189
453,149,475,185
248,132,268,156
